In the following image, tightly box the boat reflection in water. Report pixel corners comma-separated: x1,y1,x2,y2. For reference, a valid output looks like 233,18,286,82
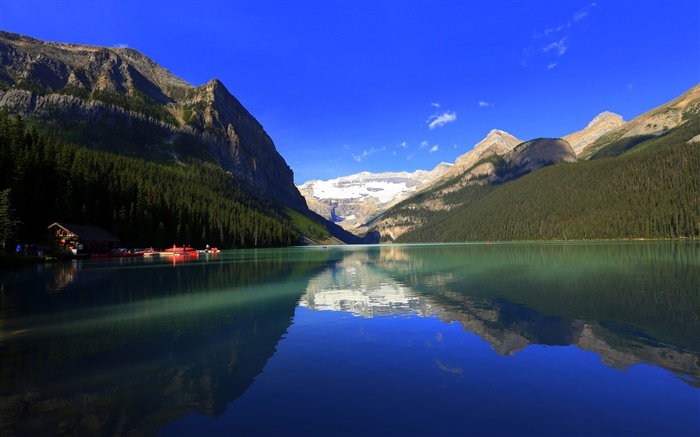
1,242,698,436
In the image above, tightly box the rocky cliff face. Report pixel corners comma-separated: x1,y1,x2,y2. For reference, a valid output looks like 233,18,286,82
563,111,625,156
620,84,700,138
400,129,522,200
0,31,306,210
451,129,521,175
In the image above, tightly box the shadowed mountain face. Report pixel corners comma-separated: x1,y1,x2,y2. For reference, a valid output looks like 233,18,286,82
500,137,577,181
0,31,306,210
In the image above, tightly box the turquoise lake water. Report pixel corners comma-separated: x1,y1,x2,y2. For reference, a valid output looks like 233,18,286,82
1,242,698,436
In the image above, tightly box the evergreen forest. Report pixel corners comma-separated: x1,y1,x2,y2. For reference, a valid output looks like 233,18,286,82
0,112,335,250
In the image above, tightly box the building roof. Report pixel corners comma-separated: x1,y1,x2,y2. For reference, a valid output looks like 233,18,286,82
47,222,120,242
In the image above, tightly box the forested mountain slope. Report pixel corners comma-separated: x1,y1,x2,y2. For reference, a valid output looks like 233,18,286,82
0,31,305,210
380,118,699,243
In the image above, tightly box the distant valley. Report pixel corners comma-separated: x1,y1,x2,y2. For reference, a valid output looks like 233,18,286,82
299,110,625,235
297,163,451,233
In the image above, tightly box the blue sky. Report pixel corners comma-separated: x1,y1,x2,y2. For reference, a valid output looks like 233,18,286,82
2,0,698,183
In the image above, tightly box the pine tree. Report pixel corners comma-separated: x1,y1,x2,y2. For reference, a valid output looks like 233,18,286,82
0,188,21,252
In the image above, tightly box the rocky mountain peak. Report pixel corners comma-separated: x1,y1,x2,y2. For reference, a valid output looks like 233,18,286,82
432,129,522,184
564,111,625,156
481,128,519,146
487,128,514,139
588,111,624,127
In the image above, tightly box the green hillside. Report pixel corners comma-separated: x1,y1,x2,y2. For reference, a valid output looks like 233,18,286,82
0,112,343,249
387,121,700,243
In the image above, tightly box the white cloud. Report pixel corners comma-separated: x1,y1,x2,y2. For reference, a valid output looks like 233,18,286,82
536,3,595,37
543,36,568,56
399,141,408,148
627,83,634,91
419,140,429,149
351,146,385,162
526,4,594,69
431,102,441,108
427,111,457,129
573,3,596,22
478,101,493,107
429,145,439,153
453,144,458,149
539,25,566,37
573,10,589,22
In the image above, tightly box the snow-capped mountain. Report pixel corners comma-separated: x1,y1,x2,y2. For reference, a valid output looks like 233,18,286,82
297,163,452,232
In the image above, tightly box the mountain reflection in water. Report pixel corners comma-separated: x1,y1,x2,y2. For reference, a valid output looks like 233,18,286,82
1,242,698,436
299,243,699,384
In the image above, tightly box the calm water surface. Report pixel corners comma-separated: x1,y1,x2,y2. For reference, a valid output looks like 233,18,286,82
1,242,698,436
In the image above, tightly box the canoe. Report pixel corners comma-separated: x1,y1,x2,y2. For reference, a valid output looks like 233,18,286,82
161,246,198,256
198,247,219,253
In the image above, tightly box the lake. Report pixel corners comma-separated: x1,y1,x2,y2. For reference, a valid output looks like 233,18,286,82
1,242,698,436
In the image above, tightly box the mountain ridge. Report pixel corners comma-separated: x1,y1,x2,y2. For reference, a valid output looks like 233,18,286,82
581,83,700,159
0,30,306,210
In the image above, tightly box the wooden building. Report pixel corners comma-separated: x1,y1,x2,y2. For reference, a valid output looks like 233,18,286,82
47,222,120,254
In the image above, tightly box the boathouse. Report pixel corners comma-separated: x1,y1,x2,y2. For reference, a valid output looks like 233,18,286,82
47,222,120,254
